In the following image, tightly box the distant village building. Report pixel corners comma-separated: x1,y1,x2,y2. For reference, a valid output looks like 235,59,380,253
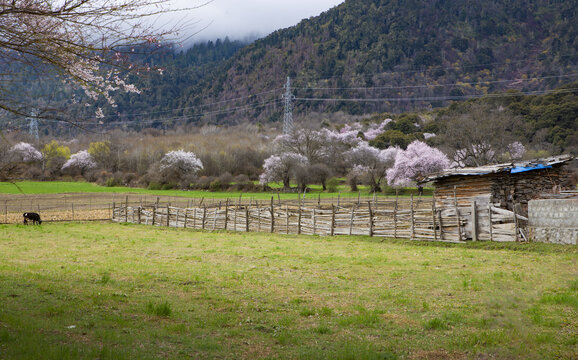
421,155,576,243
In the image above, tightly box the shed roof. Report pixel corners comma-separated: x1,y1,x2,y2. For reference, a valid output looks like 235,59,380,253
421,155,574,183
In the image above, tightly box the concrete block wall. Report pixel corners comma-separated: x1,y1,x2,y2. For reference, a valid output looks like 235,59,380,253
528,199,578,245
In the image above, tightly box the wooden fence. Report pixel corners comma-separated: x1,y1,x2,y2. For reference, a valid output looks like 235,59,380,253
112,196,527,242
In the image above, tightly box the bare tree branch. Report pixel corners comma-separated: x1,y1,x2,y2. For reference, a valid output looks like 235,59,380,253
0,0,210,121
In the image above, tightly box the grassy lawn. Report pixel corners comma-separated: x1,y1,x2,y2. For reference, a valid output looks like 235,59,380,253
0,181,428,199
0,223,576,359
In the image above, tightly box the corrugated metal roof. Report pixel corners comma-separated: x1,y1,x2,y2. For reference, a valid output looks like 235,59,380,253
421,155,574,183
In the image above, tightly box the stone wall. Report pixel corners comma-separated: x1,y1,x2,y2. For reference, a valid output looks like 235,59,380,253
528,199,578,245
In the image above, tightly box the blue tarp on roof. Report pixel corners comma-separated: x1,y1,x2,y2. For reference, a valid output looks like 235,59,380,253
510,164,552,174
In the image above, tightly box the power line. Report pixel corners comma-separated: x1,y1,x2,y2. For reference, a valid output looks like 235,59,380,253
295,87,578,103
293,73,578,92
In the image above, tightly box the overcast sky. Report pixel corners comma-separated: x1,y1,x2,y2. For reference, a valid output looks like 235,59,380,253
174,0,345,43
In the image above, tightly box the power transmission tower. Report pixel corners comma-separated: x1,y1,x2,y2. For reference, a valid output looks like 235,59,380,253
282,77,295,134
28,109,39,142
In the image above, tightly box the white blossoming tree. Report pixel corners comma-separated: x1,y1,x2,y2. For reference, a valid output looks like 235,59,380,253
159,150,203,184
259,153,309,189
62,150,97,175
9,142,43,162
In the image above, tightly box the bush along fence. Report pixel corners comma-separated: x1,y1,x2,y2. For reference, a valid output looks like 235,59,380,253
112,195,528,242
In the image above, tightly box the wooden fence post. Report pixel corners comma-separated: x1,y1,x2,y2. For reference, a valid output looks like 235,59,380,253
167,204,170,227
471,201,478,241
138,206,142,225
270,197,275,233
330,205,336,236
454,186,462,241
202,206,206,230
183,209,188,229
112,202,116,221
72,203,75,221
368,202,374,237
298,205,302,235
212,207,218,231
152,205,156,226
245,206,250,232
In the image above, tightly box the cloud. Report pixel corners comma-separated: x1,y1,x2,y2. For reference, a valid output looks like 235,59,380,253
172,0,344,42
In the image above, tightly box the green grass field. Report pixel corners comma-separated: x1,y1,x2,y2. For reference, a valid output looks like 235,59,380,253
0,223,576,359
0,181,428,199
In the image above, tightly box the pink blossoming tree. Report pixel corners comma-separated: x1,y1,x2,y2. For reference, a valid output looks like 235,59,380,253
159,150,203,181
386,141,450,187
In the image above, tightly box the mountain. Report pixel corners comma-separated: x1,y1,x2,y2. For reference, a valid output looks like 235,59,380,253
4,0,577,130
115,0,576,127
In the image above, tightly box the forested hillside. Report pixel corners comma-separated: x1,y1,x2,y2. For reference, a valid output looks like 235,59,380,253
2,0,576,134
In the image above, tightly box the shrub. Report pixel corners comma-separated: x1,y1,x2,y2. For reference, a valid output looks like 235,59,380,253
209,179,223,192
326,177,339,192
147,181,162,190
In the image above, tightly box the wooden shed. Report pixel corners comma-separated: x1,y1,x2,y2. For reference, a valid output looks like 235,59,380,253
421,155,575,241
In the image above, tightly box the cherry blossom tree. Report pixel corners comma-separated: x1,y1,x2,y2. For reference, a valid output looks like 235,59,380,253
9,142,43,162
273,128,361,176
386,141,450,187
62,150,97,174
259,153,308,189
363,119,393,141
0,0,203,118
159,150,203,182
346,142,400,192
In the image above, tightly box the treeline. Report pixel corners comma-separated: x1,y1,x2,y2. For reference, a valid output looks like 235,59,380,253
2,81,575,192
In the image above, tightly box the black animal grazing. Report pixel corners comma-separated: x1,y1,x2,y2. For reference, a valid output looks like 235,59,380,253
23,212,42,225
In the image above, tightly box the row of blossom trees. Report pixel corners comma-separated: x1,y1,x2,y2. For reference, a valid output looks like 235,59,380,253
258,122,451,192
4,117,529,192
8,142,204,180
9,142,97,175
